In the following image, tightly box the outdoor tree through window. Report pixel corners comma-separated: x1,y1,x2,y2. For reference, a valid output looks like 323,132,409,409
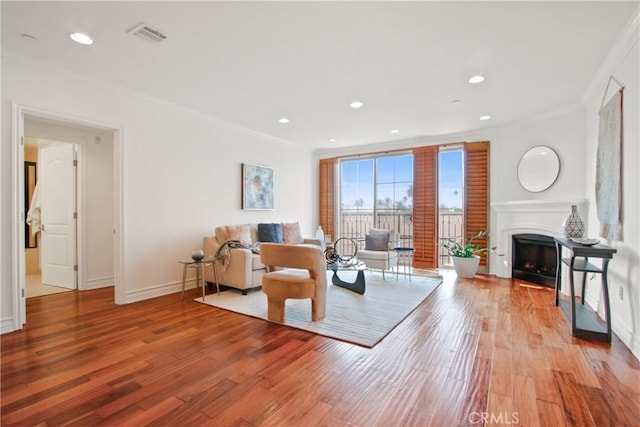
339,153,413,247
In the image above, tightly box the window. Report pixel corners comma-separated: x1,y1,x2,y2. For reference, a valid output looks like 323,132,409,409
412,142,489,269
320,141,489,271
438,147,464,266
375,155,413,246
338,154,413,245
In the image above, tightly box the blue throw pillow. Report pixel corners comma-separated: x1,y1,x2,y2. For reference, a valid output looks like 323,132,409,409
258,223,283,243
272,223,283,243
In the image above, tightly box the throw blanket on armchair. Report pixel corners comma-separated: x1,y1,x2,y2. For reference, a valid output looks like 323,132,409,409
596,89,623,241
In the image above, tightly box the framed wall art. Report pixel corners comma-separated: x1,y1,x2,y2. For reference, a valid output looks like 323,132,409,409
242,163,274,210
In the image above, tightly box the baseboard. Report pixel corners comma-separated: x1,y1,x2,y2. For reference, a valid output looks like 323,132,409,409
124,278,198,303
84,276,115,290
611,312,640,361
584,294,639,361
1,317,18,334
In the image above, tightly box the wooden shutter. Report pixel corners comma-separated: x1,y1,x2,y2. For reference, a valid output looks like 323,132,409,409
464,141,490,270
412,146,439,268
319,158,336,240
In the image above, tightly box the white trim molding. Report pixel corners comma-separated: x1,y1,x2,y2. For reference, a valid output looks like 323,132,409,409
124,279,199,304
86,276,116,290
582,5,640,103
7,104,125,334
491,199,588,277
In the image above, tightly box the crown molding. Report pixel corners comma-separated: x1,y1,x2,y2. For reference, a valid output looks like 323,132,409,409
582,4,640,104
3,50,303,149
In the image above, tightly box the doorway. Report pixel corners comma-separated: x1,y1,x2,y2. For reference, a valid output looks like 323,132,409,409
11,105,124,331
24,138,79,298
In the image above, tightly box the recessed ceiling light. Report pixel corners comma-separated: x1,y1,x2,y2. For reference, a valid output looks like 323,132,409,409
451,99,461,104
21,34,37,41
390,129,400,134
479,115,492,121
468,75,485,84
350,101,364,109
278,117,290,124
329,138,336,142
70,32,93,45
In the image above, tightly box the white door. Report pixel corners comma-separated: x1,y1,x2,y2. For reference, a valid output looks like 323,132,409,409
40,144,77,289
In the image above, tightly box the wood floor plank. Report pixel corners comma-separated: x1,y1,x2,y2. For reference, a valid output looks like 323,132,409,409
563,343,602,388
2,272,638,426
530,362,562,404
345,382,395,426
553,370,596,426
486,392,513,427
591,360,640,426
123,396,185,426
512,374,540,427
428,375,467,426
412,364,450,416
400,407,432,427
374,363,431,425
458,356,492,425
489,346,512,397
536,399,568,427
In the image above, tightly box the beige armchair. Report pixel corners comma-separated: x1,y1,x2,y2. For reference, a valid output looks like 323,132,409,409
260,243,327,323
356,228,398,280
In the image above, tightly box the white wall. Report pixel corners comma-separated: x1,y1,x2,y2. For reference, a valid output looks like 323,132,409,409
583,13,639,358
316,105,588,222
1,55,315,331
83,130,115,289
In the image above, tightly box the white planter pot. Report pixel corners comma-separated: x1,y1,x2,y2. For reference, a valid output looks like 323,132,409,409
452,255,480,278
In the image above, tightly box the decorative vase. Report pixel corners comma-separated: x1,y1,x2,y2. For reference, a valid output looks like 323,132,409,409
452,255,480,278
562,205,585,238
191,249,205,261
316,225,326,251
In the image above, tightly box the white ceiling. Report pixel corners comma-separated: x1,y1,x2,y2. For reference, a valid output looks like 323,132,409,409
2,1,637,149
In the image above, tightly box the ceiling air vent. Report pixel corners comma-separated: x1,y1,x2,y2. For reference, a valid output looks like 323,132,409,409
127,22,167,44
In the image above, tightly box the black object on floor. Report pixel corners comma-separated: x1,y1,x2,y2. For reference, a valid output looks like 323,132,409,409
330,267,366,295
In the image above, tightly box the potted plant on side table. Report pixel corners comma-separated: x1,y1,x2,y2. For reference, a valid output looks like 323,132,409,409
441,231,489,278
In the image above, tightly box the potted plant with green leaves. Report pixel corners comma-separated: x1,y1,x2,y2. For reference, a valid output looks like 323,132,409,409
441,230,489,278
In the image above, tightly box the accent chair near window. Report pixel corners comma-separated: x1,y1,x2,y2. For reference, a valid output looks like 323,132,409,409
357,228,398,280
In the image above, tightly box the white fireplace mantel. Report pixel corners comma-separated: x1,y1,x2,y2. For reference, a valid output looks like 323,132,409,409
491,199,588,277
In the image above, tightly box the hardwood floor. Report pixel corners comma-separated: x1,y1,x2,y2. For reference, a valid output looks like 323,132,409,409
2,271,639,426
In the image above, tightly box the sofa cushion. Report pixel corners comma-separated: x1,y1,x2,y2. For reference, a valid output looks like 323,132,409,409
365,233,389,251
358,249,392,260
258,223,284,243
282,222,304,244
215,226,228,244
225,224,252,246
250,253,266,270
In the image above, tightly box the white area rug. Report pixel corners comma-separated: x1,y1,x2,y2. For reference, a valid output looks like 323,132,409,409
196,271,442,347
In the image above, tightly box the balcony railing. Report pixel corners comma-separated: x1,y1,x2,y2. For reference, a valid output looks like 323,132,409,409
438,210,464,266
338,209,464,266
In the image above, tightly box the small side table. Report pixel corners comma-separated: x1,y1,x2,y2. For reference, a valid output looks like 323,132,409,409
179,258,218,301
554,237,616,342
393,247,415,281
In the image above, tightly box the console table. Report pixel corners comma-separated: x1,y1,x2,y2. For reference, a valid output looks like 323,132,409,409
554,237,616,342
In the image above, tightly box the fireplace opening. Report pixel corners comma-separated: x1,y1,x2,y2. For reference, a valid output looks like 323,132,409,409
512,234,557,288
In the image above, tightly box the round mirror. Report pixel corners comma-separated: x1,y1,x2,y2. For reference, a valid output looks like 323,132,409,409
517,146,560,192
